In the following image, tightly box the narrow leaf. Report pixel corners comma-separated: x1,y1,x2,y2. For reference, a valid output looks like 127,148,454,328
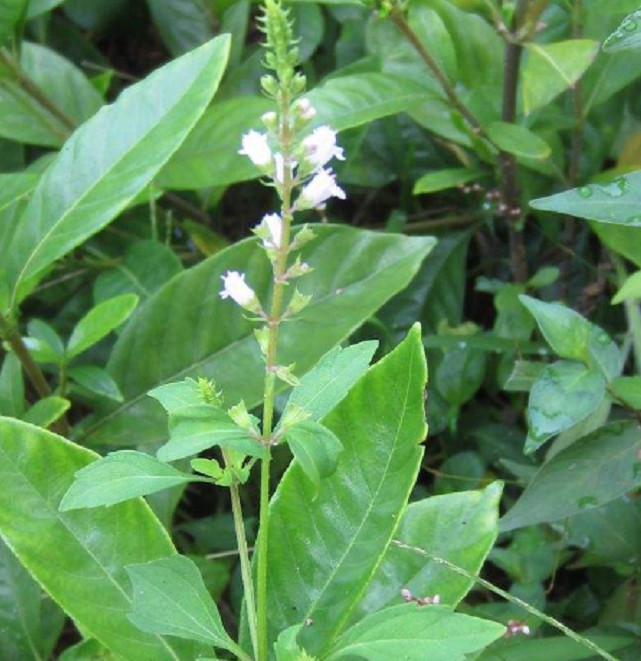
612,270,641,303
603,9,641,52
487,122,551,160
23,396,70,429
69,365,124,402
413,168,482,195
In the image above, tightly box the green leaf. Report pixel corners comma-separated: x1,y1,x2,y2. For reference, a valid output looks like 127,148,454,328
274,625,308,661
413,168,482,195
522,41,599,114
67,294,139,359
603,9,641,52
486,122,551,160
282,341,378,424
23,396,70,428
60,450,198,511
436,343,486,407
265,325,427,656
530,172,641,227
284,420,343,493
69,365,124,402
126,555,241,656
82,226,435,447
0,352,24,417
147,0,213,56
0,0,27,45
353,482,502,620
611,376,641,409
519,295,621,379
0,417,206,660
612,269,641,303
500,420,641,531
0,172,39,213
28,318,65,359
502,360,545,392
0,42,102,147
26,0,64,19
4,35,231,306
525,361,606,453
592,223,641,268
324,604,505,661
58,639,121,661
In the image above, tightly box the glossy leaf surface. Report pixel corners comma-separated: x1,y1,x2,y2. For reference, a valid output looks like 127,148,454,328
603,10,641,52
486,122,551,160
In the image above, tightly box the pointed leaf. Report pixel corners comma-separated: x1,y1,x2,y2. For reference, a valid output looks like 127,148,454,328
0,352,24,417
69,365,124,402
604,9,641,52
611,376,641,409
413,168,482,195
23,396,70,429
486,122,551,160
612,270,641,304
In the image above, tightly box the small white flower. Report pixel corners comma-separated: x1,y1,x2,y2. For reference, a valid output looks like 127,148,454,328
296,98,317,121
259,213,283,249
239,130,272,168
302,126,345,170
298,168,346,209
273,152,297,185
220,271,256,307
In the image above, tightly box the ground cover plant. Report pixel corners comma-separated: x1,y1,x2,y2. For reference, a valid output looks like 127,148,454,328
0,0,640,659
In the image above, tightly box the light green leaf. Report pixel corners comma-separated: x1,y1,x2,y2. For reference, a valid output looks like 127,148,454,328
592,223,641,268
603,9,641,52
81,226,435,448
500,420,641,531
4,35,231,306
503,360,545,392
28,318,65,359
67,294,139,359
26,0,64,18
0,417,206,660
522,41,599,114
0,352,24,417
413,168,482,195
147,0,213,56
611,376,641,409
612,269,641,303
23,396,70,429
282,341,378,424
0,172,39,213
58,639,122,661
353,482,502,621
0,0,27,45
324,604,505,661
487,122,551,160
284,420,343,493
126,555,241,655
266,325,427,656
60,450,198,511
526,361,606,453
530,172,641,227
69,365,124,402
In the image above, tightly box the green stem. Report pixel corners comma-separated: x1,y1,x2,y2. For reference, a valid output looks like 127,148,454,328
392,540,620,661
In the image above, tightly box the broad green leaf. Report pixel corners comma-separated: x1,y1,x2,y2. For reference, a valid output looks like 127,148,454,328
611,376,641,409
147,0,213,56
603,9,641,52
4,35,231,306
23,396,70,428
58,639,122,661
613,270,641,303
531,172,641,227
81,226,435,447
284,420,343,493
436,343,486,407
591,223,641,268
525,361,606,453
324,604,505,661
60,450,199,511
0,352,24,417
0,42,102,147
69,365,124,402
500,420,641,531
266,325,427,656
127,555,241,656
274,625,306,661
28,318,65,359
502,360,545,392
0,172,39,213
413,168,482,194
67,294,139,359
486,122,551,160
519,295,621,379
522,41,599,114
0,0,27,45
282,340,378,423
0,417,206,660
353,482,502,621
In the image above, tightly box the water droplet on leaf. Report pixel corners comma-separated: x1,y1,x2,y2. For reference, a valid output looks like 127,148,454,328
578,496,598,509
577,186,593,198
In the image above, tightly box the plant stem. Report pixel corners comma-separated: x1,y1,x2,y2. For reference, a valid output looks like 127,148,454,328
392,540,620,661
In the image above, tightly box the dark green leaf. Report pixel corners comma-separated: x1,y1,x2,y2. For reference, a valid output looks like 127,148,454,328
503,360,545,392
0,352,24,417
147,0,213,56
69,365,124,402
0,0,27,45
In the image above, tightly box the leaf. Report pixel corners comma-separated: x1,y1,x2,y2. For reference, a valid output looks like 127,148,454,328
522,41,599,114
67,294,139,359
486,122,551,160
324,604,505,661
525,361,606,453
0,172,39,213
282,340,378,423
530,172,641,227
353,482,502,621
147,0,213,56
23,396,70,428
4,35,231,306
591,222,641,268
126,555,241,656
0,0,27,45
611,376,641,409
612,269,641,303
0,417,206,660
58,639,121,661
0,42,102,147
0,352,24,417
265,325,427,656
28,318,65,359
81,226,435,447
500,420,641,531
60,450,198,511
502,360,545,392
603,9,641,52
284,420,344,493
519,295,621,379
413,168,482,194
69,365,124,402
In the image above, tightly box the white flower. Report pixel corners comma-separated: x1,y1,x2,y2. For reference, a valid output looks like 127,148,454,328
239,130,272,168
302,126,345,170
296,98,317,121
220,271,256,307
273,152,297,185
297,168,346,209
259,213,283,249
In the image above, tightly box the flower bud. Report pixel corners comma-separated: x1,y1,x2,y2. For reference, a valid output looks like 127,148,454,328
295,97,316,121
255,212,283,249
220,271,261,313
261,110,278,131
